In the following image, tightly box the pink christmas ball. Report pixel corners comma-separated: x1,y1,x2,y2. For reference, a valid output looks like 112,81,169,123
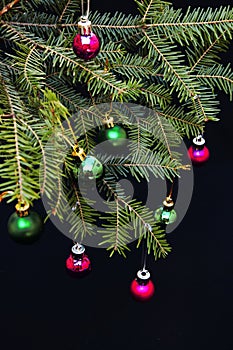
130,279,155,301
188,145,210,164
73,33,100,60
66,254,91,274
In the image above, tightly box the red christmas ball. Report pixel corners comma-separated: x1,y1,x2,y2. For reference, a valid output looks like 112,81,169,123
73,33,100,60
66,243,91,275
188,135,210,164
188,145,210,164
66,253,91,273
130,269,155,301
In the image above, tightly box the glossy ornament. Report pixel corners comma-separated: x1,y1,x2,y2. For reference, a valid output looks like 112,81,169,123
66,243,91,276
188,135,210,164
73,17,100,60
105,125,127,146
8,211,43,243
155,196,177,225
155,207,177,224
130,269,155,301
80,155,103,179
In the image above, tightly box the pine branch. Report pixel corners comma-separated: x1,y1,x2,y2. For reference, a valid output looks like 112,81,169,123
195,64,233,100
58,0,73,23
98,178,171,259
189,31,231,71
0,75,42,202
142,30,198,100
0,0,232,258
0,0,20,17
2,23,142,100
68,179,91,240
103,148,189,183
156,106,204,138
17,116,47,194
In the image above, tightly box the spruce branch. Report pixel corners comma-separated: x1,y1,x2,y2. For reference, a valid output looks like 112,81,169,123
58,0,73,23
156,108,204,138
195,64,233,100
0,0,232,258
17,116,47,195
189,31,230,71
0,0,20,17
98,178,170,259
69,179,90,240
142,29,197,100
0,67,45,204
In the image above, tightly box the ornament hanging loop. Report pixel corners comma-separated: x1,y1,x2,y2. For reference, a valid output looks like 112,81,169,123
81,0,90,19
193,134,205,147
163,196,174,209
142,223,152,270
73,0,100,60
15,200,30,217
137,269,151,283
102,113,115,129
72,144,86,161
71,242,85,256
78,0,92,36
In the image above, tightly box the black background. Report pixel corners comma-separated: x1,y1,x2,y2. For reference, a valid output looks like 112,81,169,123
0,1,233,349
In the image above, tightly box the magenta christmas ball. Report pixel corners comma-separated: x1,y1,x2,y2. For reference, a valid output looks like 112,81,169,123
130,269,155,301
188,135,210,164
73,32,100,60
188,145,210,164
66,243,91,276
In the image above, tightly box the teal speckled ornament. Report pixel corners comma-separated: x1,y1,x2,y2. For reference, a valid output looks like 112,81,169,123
80,155,103,179
154,196,177,225
8,211,43,243
154,207,177,225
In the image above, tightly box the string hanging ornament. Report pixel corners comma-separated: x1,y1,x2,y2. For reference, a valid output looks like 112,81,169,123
71,141,104,180
66,241,91,276
7,199,43,244
130,224,155,302
97,113,128,147
154,180,177,226
73,0,100,60
188,134,210,165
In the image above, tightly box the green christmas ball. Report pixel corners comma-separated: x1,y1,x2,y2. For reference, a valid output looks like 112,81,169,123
80,155,103,180
98,125,127,147
8,211,43,243
154,207,177,225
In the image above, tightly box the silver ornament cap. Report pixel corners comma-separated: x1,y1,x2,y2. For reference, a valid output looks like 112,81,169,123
71,243,85,256
78,16,92,36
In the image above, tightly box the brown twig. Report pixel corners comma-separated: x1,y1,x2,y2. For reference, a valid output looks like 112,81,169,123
0,191,14,202
0,0,20,17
